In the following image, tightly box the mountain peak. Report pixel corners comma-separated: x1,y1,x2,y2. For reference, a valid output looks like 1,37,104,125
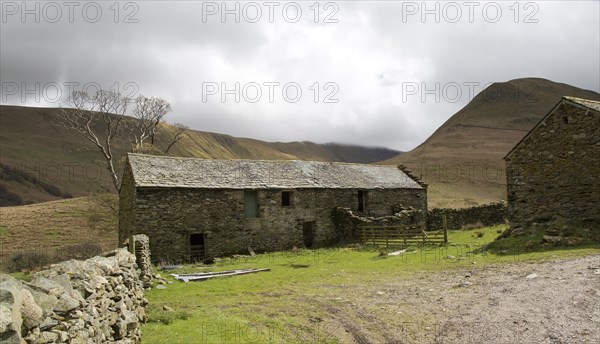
382,78,600,208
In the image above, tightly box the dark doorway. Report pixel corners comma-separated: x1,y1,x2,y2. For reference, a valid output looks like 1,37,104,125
282,191,291,206
358,190,367,212
190,233,205,262
303,221,315,248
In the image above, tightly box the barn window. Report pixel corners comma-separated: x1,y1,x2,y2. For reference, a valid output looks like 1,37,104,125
244,190,258,218
282,191,292,206
358,190,368,212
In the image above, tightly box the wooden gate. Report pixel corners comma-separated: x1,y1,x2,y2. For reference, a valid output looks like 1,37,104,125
359,223,448,247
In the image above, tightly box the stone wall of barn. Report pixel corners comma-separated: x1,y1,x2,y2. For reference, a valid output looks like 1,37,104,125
124,187,426,263
506,102,600,229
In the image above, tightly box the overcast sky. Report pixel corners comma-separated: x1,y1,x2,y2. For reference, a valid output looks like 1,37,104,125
1,1,599,151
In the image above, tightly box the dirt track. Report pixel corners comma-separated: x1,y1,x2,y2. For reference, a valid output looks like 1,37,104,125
319,255,600,343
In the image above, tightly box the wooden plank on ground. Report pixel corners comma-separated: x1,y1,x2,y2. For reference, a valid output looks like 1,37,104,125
172,268,271,282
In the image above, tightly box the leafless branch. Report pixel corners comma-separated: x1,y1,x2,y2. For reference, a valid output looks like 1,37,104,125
57,90,128,191
128,95,171,148
165,123,189,154
56,90,183,191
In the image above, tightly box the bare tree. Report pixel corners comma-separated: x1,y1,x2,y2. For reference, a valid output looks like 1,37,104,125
165,122,189,154
57,90,187,191
57,90,129,190
128,96,172,148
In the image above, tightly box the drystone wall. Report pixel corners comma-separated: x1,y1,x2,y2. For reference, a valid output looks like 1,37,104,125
0,248,147,343
130,235,152,288
334,201,507,241
428,202,507,231
333,206,427,240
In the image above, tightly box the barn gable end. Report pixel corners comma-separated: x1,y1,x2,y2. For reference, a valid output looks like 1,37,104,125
504,96,600,229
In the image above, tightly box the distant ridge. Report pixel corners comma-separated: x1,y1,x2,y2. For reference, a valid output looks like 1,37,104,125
0,105,400,205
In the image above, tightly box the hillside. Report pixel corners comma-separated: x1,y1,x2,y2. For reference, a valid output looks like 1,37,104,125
0,195,118,267
2,78,598,208
381,78,600,208
0,106,399,205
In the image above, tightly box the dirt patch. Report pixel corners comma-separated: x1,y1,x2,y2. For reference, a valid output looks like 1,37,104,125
319,255,600,343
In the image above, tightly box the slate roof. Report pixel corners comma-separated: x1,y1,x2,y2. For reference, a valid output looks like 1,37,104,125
127,153,423,189
565,96,600,112
505,96,600,159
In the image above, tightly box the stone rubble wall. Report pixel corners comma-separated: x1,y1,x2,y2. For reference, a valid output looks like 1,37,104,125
427,202,507,231
0,248,147,344
333,207,427,240
130,235,152,288
334,201,507,240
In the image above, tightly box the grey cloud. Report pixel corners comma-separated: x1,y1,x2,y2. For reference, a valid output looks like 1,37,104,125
1,1,598,151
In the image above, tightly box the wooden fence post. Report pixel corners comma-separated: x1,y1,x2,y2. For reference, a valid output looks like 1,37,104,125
371,226,375,246
443,215,448,244
385,227,389,248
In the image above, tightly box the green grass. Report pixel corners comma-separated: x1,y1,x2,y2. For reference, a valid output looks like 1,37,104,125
0,226,8,238
142,225,599,343
9,271,33,282
486,225,600,257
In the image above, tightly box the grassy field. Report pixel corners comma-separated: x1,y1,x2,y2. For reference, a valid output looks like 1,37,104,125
141,225,599,343
0,194,119,270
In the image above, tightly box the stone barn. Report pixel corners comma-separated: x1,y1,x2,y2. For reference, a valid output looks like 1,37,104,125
504,96,600,229
119,154,427,263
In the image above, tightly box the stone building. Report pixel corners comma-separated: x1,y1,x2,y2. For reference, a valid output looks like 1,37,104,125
119,154,427,263
504,96,600,229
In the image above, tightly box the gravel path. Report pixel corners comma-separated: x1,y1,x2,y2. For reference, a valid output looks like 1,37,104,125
321,255,600,343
